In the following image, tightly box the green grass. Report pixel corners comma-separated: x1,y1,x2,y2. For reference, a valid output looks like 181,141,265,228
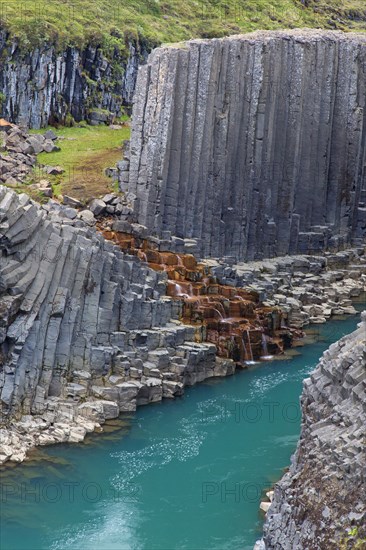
1,0,365,54
30,124,130,202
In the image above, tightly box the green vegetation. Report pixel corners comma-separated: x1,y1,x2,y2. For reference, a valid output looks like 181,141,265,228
1,0,365,53
5,177,51,204
30,124,130,202
339,526,366,549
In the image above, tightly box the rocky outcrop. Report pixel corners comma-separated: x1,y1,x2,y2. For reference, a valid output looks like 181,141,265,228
0,120,59,190
261,312,366,549
99,224,366,351
0,31,150,128
203,250,366,326
0,185,235,463
125,30,366,261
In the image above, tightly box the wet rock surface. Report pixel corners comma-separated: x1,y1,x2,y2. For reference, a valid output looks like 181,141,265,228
99,224,366,331
99,229,297,362
125,30,366,261
260,312,366,549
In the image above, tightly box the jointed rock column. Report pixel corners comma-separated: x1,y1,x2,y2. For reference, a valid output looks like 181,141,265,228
126,30,366,261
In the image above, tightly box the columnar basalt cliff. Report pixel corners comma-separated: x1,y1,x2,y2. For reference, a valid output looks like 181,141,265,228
1,179,364,464
125,30,366,261
0,31,149,128
0,185,237,463
260,312,366,549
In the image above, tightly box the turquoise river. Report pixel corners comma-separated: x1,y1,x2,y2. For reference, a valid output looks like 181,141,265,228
1,304,365,550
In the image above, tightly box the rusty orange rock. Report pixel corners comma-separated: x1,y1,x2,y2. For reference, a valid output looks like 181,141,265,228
98,227,297,364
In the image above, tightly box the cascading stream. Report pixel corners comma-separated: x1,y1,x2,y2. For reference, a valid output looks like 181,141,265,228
100,228,299,363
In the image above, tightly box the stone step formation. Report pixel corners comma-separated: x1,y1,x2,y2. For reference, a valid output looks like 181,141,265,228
99,227,293,362
100,220,366,327
123,30,366,261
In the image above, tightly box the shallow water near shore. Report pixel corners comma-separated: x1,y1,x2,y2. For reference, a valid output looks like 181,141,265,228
1,303,365,550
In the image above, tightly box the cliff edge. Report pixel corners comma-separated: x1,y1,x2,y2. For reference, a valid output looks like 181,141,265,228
262,311,366,549
124,30,366,261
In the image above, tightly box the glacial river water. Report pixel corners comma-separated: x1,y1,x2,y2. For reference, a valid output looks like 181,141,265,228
1,304,364,550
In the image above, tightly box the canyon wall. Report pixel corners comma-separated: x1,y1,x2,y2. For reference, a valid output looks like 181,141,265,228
125,30,366,261
0,31,150,128
261,312,366,549
0,185,238,463
0,174,365,465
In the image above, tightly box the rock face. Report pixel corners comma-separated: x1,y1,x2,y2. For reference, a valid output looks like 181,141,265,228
0,185,235,463
99,226,366,353
0,32,150,128
125,30,366,261
261,312,366,549
0,183,364,464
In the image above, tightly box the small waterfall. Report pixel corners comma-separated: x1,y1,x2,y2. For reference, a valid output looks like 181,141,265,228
175,283,189,298
215,301,226,318
174,283,181,295
241,335,248,362
262,334,268,355
104,228,288,366
261,333,274,360
246,329,254,363
212,308,224,320
138,251,148,262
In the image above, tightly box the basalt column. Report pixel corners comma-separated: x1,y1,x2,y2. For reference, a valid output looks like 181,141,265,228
126,30,366,261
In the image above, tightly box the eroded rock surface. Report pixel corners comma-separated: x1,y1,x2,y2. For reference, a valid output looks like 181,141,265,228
0,185,234,463
261,312,366,549
0,33,149,128
99,225,366,355
125,30,366,261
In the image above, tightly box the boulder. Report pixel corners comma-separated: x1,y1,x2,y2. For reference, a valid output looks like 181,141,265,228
44,129,58,141
25,135,45,154
43,140,60,153
62,195,82,208
89,198,106,216
102,193,118,204
78,209,96,225
44,165,64,175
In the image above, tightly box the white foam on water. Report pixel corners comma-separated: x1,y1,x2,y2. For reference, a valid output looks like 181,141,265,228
51,500,142,550
111,430,206,486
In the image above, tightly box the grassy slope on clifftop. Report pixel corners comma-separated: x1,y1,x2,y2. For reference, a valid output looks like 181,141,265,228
1,0,365,52
30,124,130,201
